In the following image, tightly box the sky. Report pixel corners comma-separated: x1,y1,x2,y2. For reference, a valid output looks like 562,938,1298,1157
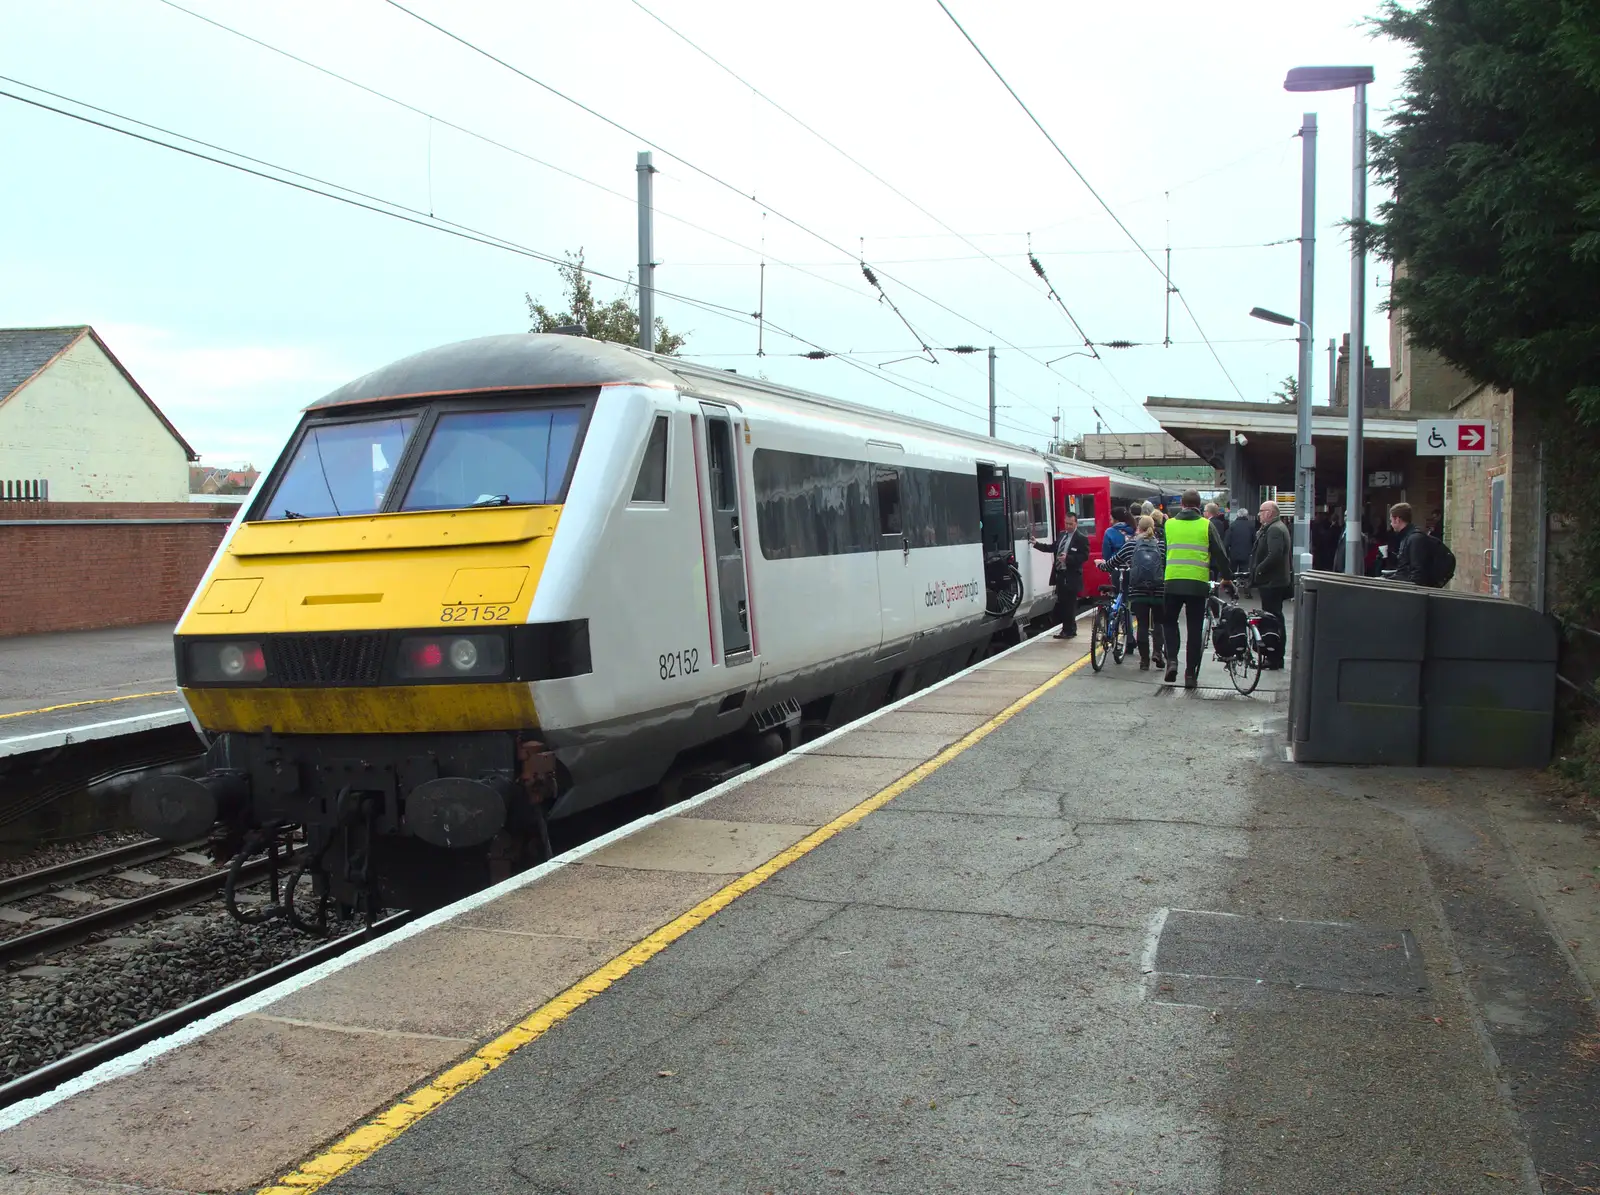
0,0,1416,467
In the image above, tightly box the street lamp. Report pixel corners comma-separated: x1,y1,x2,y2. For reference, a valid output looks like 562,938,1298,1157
1286,65,1374,577
1250,306,1315,573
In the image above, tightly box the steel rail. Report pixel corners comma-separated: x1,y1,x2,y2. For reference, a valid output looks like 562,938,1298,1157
0,910,410,1109
0,857,275,966
0,838,202,905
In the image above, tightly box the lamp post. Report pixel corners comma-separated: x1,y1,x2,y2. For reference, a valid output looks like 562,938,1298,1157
1249,306,1313,572
1286,65,1374,576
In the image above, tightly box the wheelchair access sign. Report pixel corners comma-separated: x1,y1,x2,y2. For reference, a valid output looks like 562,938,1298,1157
1416,419,1493,456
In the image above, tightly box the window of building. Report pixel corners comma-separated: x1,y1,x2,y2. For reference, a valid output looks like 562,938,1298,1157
876,469,902,536
630,415,669,502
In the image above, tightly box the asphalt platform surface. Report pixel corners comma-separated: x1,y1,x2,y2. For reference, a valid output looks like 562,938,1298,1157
315,621,1600,1195
0,624,182,752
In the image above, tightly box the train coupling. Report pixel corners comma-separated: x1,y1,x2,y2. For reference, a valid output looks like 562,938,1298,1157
131,770,249,842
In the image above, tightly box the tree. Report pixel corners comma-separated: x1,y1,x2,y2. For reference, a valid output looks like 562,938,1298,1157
1368,0,1600,617
1367,0,1600,416
525,249,686,356
1271,374,1299,405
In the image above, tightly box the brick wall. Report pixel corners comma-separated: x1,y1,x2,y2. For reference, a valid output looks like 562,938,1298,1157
1442,386,1541,605
0,502,236,636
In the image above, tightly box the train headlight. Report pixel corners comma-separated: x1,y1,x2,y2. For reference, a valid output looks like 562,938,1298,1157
187,640,267,683
396,634,506,680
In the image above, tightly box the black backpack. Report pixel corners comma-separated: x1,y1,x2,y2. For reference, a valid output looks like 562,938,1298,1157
1129,539,1164,588
1416,535,1456,588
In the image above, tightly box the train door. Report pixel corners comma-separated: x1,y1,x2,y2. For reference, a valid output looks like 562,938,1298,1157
1026,479,1051,597
977,464,1011,562
873,465,914,654
697,403,753,663
1056,475,1112,598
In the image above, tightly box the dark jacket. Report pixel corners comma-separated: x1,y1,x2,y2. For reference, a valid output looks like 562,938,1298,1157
1033,529,1088,589
1163,508,1231,597
1390,523,1427,584
1105,534,1166,603
1250,517,1293,589
1224,515,1255,566
1209,513,1228,546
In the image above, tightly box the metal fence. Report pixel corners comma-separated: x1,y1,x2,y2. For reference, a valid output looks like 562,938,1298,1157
0,479,47,501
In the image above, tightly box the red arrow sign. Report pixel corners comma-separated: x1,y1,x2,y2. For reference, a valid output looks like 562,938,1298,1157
1458,424,1486,450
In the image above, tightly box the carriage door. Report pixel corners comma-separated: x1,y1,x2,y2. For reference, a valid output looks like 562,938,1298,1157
699,404,752,661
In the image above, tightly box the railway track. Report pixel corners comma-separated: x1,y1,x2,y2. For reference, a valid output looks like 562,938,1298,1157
0,839,276,966
0,910,408,1109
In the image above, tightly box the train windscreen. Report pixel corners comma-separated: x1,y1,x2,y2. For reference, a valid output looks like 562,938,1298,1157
402,407,583,511
263,416,418,520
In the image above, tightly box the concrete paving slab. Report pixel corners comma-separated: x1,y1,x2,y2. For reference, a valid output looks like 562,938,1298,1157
456,863,735,942
681,780,858,827
0,1169,199,1195
0,1016,462,1193
584,817,809,874
901,688,1035,715
865,709,989,740
806,729,964,760
263,923,623,1040
751,753,911,790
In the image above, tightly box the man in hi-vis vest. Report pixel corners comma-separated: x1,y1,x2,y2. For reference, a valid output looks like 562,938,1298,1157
1162,489,1231,689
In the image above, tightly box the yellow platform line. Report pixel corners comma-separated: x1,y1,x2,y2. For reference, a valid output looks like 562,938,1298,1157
259,646,1091,1194
0,690,178,722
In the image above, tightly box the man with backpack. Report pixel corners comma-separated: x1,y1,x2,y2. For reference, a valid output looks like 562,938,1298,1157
1388,502,1456,588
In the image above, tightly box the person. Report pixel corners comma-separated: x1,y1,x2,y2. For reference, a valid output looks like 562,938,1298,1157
1311,508,1338,572
1225,508,1255,587
1032,511,1089,638
1100,506,1135,560
1151,507,1167,545
1426,508,1444,540
1099,515,1166,670
1387,502,1428,584
1249,500,1293,669
1206,502,1228,548
1142,500,1156,517
1162,490,1231,689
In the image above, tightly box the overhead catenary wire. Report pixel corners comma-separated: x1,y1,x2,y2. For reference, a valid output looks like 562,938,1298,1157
931,0,1249,404
0,78,1046,441
380,0,1140,428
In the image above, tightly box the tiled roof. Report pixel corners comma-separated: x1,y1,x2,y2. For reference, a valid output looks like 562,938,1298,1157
0,326,85,399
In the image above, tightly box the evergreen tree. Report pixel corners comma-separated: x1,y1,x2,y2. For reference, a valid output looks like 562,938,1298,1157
525,249,686,356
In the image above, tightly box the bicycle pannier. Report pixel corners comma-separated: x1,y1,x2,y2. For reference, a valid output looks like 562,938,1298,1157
1212,605,1249,660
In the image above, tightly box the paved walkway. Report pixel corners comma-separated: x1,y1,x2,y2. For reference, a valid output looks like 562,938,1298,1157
0,624,183,755
2,616,1596,1194
313,636,1596,1192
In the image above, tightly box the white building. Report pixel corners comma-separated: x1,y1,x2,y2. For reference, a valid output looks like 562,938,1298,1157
0,325,195,502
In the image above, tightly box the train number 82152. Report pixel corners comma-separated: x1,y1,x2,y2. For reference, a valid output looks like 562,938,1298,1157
659,648,701,680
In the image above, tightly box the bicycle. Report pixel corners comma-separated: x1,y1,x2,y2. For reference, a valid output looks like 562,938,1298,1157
985,552,1024,618
1089,566,1133,672
1202,577,1263,695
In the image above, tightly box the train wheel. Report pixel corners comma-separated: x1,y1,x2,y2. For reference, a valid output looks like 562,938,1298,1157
1089,608,1109,672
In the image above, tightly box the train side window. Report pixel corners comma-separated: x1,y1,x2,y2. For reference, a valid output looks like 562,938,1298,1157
707,417,737,511
1029,483,1047,539
875,468,902,536
630,415,669,503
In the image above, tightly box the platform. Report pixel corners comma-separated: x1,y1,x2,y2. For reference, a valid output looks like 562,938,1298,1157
0,625,186,758
1,608,1597,1194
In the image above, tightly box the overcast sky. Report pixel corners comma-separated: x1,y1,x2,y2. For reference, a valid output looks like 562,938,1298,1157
0,0,1413,466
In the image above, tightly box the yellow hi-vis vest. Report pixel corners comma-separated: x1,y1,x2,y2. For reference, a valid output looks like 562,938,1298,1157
1164,514,1212,584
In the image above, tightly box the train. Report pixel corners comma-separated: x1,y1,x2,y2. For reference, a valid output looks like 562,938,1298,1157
132,333,1160,920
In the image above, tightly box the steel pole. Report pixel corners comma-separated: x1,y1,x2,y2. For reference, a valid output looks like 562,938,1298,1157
1296,112,1317,573
987,346,996,437
1344,83,1367,574
636,151,656,352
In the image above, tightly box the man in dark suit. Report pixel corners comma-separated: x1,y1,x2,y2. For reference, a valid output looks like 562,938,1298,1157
1033,512,1089,638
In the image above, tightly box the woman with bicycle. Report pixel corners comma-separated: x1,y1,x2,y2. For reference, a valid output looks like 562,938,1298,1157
1096,515,1166,670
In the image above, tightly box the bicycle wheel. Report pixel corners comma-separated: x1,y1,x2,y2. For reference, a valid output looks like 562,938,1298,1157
986,563,1023,617
1089,607,1109,671
1226,635,1262,696
1112,605,1130,663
